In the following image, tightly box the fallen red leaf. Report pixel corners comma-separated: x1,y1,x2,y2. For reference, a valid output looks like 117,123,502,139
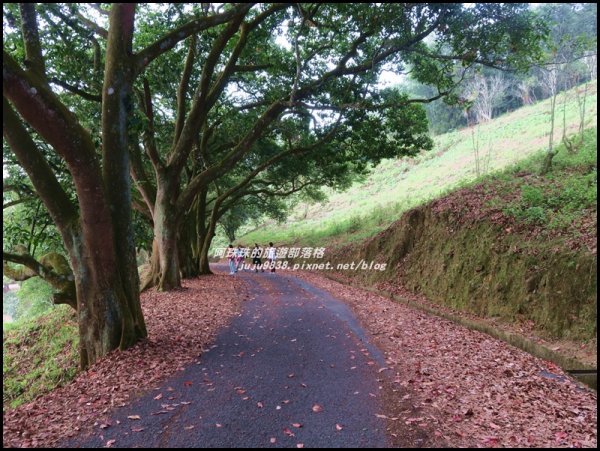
555,432,568,442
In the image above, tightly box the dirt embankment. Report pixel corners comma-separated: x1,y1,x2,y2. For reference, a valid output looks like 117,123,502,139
319,204,597,370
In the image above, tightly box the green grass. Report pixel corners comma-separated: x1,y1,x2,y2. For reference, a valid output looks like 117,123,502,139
493,128,597,232
241,81,597,248
3,306,79,410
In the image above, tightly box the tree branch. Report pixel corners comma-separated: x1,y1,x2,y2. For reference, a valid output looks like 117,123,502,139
75,10,108,39
182,113,343,216
134,4,253,76
288,91,450,112
19,3,46,81
297,14,444,98
3,250,76,309
140,78,164,170
174,34,197,146
169,4,287,174
3,98,78,235
168,10,248,171
3,197,35,209
129,142,157,217
176,100,287,212
3,50,101,183
50,77,102,102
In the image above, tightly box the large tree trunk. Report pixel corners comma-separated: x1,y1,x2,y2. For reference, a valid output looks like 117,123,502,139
196,189,213,275
199,204,221,275
178,212,199,278
141,239,161,291
154,216,181,290
3,96,147,369
72,234,144,368
100,4,146,356
198,241,213,275
154,175,182,290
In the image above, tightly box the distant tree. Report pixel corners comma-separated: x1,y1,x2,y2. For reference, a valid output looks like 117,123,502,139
540,65,560,175
535,3,597,174
465,72,509,123
583,51,597,80
515,76,538,106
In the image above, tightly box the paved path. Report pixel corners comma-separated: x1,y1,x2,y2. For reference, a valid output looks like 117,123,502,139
73,269,390,448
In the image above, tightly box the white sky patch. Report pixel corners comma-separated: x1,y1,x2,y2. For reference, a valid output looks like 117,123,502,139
275,33,292,51
378,70,405,88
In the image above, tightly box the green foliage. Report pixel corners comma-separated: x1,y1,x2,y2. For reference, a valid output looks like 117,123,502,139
501,128,597,229
3,306,79,409
521,185,545,206
2,198,64,258
15,278,54,321
243,82,597,248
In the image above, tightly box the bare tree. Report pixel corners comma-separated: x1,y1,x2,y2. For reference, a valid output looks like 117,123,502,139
583,51,597,81
516,77,537,106
465,73,508,123
540,64,560,174
471,125,494,178
562,71,590,153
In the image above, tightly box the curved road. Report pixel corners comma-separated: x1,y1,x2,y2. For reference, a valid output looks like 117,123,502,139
73,268,392,448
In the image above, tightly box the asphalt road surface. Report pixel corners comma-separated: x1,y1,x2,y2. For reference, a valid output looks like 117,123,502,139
72,268,391,448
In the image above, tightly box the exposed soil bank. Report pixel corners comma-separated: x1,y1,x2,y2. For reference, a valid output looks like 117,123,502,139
314,204,596,379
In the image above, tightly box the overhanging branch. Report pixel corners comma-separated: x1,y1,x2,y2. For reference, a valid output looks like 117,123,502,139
3,250,76,309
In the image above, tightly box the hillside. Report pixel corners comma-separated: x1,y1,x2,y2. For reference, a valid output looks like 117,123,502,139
239,83,597,372
241,81,597,248
325,126,596,334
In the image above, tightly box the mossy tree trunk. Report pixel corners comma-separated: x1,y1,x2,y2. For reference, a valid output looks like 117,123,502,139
196,188,213,275
154,172,182,291
198,232,215,276
3,4,147,369
178,209,199,279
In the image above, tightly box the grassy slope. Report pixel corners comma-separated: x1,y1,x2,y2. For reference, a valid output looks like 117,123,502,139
304,128,596,345
481,127,597,248
3,306,79,410
241,81,597,248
